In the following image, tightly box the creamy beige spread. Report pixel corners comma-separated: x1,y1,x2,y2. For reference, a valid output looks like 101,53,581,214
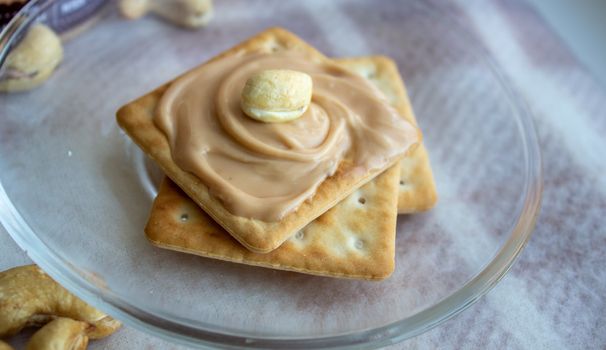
155,52,419,221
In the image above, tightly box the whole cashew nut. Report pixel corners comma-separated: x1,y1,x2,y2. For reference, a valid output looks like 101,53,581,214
25,318,88,350
119,0,214,29
241,69,313,123
0,24,63,92
0,265,121,340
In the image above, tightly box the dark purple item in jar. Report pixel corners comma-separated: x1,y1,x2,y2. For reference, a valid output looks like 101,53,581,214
0,0,27,28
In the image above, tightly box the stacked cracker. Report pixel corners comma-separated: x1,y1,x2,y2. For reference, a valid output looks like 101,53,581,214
117,28,436,280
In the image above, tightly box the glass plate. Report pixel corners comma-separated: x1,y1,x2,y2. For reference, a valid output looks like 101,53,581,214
0,1,542,349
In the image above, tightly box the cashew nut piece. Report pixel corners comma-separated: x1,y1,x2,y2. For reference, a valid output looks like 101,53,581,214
241,69,313,123
25,318,88,350
119,0,214,28
0,24,63,92
0,265,121,339
0,340,13,350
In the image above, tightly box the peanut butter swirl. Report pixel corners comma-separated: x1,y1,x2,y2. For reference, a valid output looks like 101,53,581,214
155,52,419,221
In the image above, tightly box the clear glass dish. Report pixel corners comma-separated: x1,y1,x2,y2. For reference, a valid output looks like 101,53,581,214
0,1,542,349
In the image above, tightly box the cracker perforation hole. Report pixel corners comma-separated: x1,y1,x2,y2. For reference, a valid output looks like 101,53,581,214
295,231,305,240
358,197,366,204
180,213,189,222
400,180,405,185
355,239,364,250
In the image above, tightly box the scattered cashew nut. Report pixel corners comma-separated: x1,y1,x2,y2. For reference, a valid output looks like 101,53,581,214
119,0,214,29
0,24,63,92
241,69,313,123
25,318,88,350
0,265,121,348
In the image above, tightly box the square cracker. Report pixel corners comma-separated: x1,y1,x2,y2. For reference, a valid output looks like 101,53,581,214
334,57,437,213
147,164,399,281
117,28,416,253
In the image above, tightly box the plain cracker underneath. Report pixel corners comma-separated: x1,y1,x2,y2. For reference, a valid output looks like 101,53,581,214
334,57,437,213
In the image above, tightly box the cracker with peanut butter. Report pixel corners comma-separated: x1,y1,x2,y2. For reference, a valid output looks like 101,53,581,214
145,56,436,280
117,28,421,253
